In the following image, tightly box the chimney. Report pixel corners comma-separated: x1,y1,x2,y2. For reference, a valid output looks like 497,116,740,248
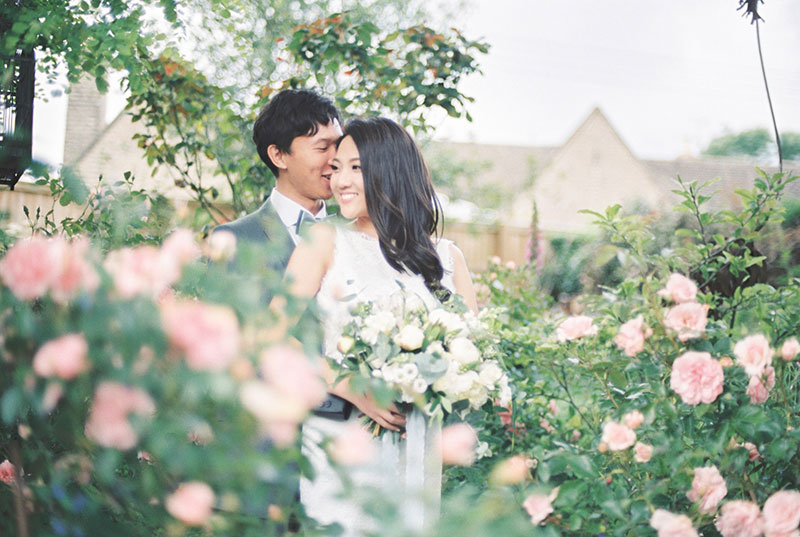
62,76,106,166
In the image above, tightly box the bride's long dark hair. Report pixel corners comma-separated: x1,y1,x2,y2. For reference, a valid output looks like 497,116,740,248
341,117,448,297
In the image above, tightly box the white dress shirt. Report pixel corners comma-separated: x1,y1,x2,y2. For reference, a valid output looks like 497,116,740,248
269,187,327,245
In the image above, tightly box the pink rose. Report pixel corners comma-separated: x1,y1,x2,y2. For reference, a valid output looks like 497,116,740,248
740,442,761,462
623,410,645,429
734,334,774,377
239,380,309,447
42,382,64,412
780,338,800,362
522,488,559,525
165,481,215,526
440,423,477,466
104,245,180,299
0,459,17,485
50,237,99,304
601,421,636,451
547,399,559,416
84,381,155,450
664,303,709,342
490,455,531,485
746,365,775,404
670,351,724,406
650,509,699,537
633,442,653,463
762,490,800,537
614,315,653,357
259,345,327,411
328,422,377,466
658,274,698,303
32,333,90,380
0,235,63,300
715,501,763,537
556,315,598,342
686,465,727,514
161,228,201,266
161,299,241,371
539,418,554,433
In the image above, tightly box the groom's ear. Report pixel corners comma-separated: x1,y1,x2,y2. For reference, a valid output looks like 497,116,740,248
267,144,289,172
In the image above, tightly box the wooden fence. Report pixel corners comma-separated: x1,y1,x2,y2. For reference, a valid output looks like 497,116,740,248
0,185,530,270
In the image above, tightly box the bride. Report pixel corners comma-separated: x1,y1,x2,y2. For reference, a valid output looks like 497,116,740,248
282,116,477,536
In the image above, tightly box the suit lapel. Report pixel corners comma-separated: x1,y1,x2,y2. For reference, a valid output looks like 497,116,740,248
254,198,295,272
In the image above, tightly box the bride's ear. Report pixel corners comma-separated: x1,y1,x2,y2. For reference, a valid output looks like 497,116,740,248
267,144,289,172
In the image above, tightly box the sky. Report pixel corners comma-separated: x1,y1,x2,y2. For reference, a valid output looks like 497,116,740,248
432,0,800,160
31,0,800,166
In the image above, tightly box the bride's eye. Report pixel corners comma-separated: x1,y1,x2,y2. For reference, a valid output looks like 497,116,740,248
352,164,361,171
331,163,340,171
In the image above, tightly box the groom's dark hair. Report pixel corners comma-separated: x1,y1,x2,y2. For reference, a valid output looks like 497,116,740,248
252,89,339,177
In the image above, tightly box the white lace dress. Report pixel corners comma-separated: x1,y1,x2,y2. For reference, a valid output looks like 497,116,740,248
300,225,456,537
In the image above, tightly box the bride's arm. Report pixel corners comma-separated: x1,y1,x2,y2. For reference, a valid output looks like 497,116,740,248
277,224,407,431
450,243,478,314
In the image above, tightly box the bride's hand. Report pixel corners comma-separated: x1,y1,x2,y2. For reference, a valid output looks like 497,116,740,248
350,393,406,432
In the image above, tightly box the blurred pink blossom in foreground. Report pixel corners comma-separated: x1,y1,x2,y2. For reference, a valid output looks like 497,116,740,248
32,333,90,380
84,381,155,450
328,422,376,466
161,298,241,372
670,351,724,406
165,481,215,526
440,423,477,466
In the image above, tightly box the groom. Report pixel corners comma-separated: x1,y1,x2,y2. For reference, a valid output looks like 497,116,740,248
214,88,349,420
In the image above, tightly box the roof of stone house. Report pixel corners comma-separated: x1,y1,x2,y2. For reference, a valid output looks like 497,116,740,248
644,156,800,210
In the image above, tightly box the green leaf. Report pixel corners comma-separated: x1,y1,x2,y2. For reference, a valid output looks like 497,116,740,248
1,387,22,424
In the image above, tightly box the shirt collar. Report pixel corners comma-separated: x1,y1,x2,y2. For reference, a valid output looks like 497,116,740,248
269,187,327,228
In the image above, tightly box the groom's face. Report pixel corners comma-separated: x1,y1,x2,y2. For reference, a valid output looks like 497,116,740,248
277,119,342,210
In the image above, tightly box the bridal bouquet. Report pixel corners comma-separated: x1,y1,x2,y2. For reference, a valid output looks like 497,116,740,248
331,290,512,434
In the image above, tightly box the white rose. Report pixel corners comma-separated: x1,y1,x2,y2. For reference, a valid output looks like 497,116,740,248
426,341,445,356
449,337,481,365
429,309,466,334
365,311,396,332
497,377,512,407
468,384,489,408
397,363,419,384
394,325,425,351
337,336,355,354
412,377,428,394
361,327,379,345
478,361,503,387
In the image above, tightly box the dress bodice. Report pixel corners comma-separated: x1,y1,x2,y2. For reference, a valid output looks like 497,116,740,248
316,225,456,361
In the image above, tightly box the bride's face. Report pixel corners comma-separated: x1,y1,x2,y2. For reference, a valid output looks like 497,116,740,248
331,135,368,221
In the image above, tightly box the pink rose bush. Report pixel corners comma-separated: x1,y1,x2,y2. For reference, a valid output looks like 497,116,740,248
160,298,241,371
614,315,653,356
522,487,558,525
658,273,698,303
686,465,727,513
734,334,774,377
669,351,724,405
601,421,636,451
780,337,800,361
623,410,645,429
633,441,653,462
746,365,775,404
762,490,800,537
715,501,763,537
0,459,17,485
165,481,215,526
556,315,598,342
650,509,698,537
84,381,155,450
663,302,709,342
32,333,90,380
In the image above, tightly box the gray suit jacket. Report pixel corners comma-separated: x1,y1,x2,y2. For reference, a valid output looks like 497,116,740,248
212,198,350,419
